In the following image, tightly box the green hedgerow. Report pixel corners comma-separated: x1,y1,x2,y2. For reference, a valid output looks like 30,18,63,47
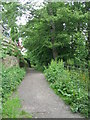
2,66,26,102
44,60,88,117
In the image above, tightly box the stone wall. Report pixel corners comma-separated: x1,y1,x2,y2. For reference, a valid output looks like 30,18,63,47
2,55,19,68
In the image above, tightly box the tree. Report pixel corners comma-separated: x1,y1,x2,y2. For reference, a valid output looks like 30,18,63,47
2,2,20,41
21,2,88,68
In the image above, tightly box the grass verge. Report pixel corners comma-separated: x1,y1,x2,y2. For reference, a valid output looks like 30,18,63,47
2,96,32,118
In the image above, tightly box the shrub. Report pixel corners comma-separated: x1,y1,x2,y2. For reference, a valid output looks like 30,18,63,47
2,66,26,102
44,60,88,117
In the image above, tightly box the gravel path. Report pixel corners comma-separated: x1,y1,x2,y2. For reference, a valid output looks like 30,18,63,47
18,68,82,118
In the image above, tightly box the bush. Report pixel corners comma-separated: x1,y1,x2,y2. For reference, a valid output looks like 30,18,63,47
2,66,26,102
44,60,88,117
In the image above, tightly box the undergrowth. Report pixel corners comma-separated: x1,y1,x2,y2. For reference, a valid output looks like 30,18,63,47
44,60,88,117
2,96,32,118
2,66,26,103
1,65,30,118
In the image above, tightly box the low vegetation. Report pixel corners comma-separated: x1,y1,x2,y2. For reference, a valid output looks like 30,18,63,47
2,96,32,118
2,66,26,103
44,60,88,117
1,65,28,118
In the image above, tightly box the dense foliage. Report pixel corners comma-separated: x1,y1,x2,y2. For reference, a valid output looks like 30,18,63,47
2,66,26,102
1,38,20,57
21,2,89,69
2,2,89,70
44,60,88,117
1,1,90,118
2,2,21,41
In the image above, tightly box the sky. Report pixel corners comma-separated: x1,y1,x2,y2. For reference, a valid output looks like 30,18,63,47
16,0,44,25
19,0,44,5
16,0,44,55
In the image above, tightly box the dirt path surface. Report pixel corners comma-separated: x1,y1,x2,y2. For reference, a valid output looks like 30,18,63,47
18,68,82,118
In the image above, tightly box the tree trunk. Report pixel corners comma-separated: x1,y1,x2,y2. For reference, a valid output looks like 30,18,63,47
48,4,58,60
88,12,90,118
50,20,58,59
